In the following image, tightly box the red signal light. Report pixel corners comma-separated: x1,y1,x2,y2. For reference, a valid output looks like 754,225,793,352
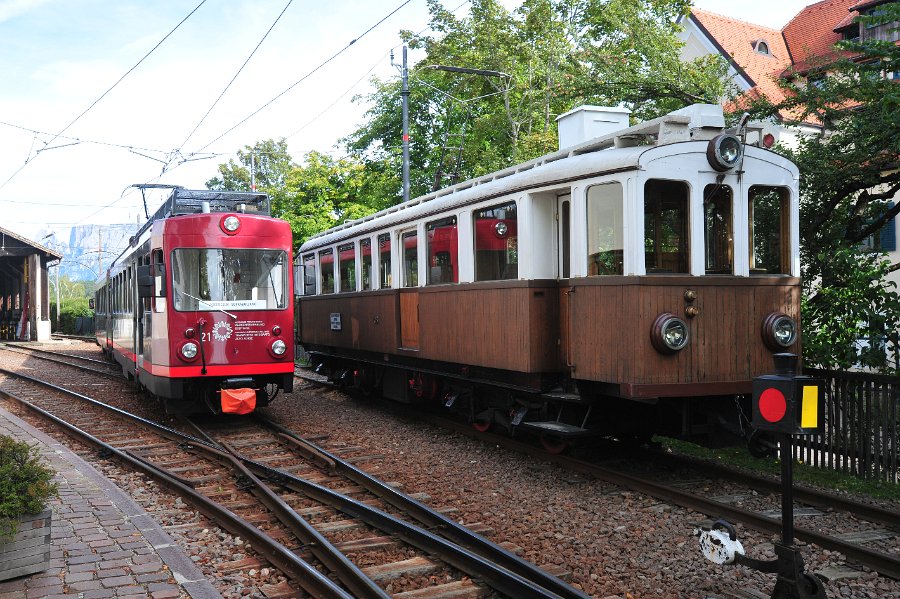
759,388,787,423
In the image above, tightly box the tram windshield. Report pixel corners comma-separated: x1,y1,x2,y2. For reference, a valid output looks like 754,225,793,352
171,248,288,311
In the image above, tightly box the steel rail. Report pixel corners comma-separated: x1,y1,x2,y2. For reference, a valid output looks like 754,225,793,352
0,386,354,599
178,418,391,599
422,411,900,581
656,451,900,529
0,368,580,598
257,414,592,599
0,343,118,377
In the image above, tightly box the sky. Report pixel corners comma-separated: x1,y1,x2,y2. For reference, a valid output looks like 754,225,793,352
0,0,813,247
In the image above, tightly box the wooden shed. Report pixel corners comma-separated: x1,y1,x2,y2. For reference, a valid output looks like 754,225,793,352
0,227,62,342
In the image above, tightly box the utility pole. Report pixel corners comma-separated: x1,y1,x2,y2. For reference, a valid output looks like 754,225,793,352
392,46,410,203
401,46,410,203
251,152,256,191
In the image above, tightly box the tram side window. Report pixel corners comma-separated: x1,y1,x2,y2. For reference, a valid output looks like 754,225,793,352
402,231,418,287
338,243,356,292
319,249,335,294
749,186,790,275
645,180,690,274
704,184,734,274
302,254,316,296
360,239,372,290
426,217,458,285
379,234,392,288
475,202,518,281
587,183,624,276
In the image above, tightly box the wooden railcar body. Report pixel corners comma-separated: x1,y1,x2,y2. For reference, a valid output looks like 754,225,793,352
295,105,801,440
95,189,294,413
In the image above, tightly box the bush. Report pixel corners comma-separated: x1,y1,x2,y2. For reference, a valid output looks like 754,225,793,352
51,297,92,334
0,435,57,540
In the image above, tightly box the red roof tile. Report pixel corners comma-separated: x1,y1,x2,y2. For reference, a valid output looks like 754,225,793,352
782,0,857,72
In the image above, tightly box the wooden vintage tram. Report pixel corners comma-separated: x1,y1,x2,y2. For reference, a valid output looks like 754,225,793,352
95,188,295,414
294,104,801,446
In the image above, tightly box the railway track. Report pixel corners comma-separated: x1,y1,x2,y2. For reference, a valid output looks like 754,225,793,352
295,371,900,583
0,361,588,598
0,342,120,378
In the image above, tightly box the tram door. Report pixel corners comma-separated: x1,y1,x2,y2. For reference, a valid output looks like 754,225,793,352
557,194,573,370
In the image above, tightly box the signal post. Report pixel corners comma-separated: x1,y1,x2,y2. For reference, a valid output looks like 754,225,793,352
698,353,827,599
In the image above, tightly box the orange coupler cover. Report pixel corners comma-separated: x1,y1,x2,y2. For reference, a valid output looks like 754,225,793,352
221,388,257,415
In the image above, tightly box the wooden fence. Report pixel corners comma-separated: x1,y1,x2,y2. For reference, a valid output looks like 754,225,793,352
797,368,899,483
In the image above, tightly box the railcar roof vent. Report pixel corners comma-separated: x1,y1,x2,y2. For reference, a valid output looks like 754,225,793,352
134,188,270,241
556,105,631,150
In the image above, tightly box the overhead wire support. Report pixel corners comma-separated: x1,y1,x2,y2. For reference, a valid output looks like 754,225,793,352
0,0,210,194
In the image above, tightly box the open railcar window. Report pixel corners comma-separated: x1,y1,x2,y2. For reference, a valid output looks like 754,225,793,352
171,248,288,310
360,239,372,290
338,243,356,292
379,234,392,289
426,217,458,285
749,186,791,275
474,202,518,281
319,249,335,294
704,184,734,274
587,183,624,275
644,180,690,274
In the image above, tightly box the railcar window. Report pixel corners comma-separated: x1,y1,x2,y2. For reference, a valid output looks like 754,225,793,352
426,217,458,285
319,249,335,294
402,231,418,287
302,254,316,296
644,180,690,274
704,184,734,274
749,186,790,275
360,239,372,290
338,243,356,292
475,202,518,280
587,183,624,276
170,248,289,310
378,234,392,288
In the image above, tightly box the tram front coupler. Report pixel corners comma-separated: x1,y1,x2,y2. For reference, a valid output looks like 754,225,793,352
696,519,825,599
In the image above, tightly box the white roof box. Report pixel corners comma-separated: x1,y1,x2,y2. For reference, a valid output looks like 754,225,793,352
556,105,631,150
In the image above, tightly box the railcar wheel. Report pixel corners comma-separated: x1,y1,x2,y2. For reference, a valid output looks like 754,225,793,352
540,435,569,454
472,419,492,433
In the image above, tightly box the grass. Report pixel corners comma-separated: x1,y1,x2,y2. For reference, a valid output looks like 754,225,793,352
656,436,900,502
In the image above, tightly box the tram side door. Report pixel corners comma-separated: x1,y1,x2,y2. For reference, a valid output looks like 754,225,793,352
557,194,573,370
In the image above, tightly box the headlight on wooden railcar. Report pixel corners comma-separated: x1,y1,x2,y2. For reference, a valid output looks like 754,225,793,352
706,134,742,171
651,313,690,354
762,312,797,351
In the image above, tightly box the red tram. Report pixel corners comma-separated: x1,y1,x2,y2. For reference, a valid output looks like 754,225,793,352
95,189,294,414
294,104,801,446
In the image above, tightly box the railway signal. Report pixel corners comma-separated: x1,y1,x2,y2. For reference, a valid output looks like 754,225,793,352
698,354,826,598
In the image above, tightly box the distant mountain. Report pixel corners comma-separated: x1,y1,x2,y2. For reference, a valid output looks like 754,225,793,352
49,224,140,281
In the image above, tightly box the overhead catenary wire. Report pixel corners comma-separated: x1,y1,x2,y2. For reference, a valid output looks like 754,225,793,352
0,0,210,195
194,0,415,154
177,0,295,152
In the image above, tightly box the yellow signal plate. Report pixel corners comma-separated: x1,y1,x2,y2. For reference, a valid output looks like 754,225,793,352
801,385,818,428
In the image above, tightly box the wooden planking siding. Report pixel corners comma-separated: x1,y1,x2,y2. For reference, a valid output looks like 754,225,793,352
568,277,800,386
298,292,399,353
417,283,559,373
399,291,420,349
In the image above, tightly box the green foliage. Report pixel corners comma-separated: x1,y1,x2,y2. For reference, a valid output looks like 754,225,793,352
737,5,900,373
345,0,730,197
0,435,57,540
53,297,93,335
206,139,292,192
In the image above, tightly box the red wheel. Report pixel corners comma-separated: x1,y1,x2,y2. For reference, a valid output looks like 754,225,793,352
540,435,569,454
472,419,492,433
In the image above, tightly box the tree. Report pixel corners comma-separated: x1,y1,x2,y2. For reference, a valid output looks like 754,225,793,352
206,139,293,192
740,7,900,372
345,0,730,197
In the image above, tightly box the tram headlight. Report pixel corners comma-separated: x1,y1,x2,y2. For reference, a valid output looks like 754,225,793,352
180,341,199,361
706,134,743,172
221,215,241,235
762,312,797,350
651,313,690,354
270,339,287,357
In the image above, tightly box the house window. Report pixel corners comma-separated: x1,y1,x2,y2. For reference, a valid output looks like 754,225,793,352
754,40,770,55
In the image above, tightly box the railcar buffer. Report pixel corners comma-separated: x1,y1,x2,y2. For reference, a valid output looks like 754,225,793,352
697,354,826,598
